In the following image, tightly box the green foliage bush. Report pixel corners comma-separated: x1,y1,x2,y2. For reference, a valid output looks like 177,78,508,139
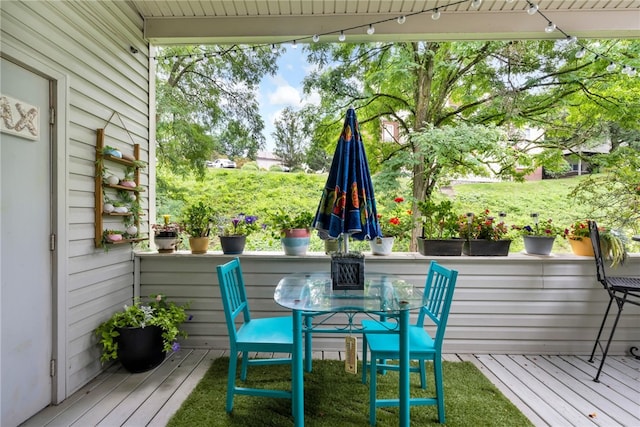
241,162,259,170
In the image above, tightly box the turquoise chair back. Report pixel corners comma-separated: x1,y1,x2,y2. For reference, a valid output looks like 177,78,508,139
417,260,459,348
217,257,251,343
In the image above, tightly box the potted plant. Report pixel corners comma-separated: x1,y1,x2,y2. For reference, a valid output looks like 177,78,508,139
512,213,567,255
152,215,182,253
416,198,463,256
181,200,215,254
269,209,314,255
568,219,627,266
102,229,124,243
95,294,190,373
371,197,414,255
218,213,262,254
458,209,511,256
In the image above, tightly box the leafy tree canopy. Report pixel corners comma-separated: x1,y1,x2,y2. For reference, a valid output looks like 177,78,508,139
301,39,639,246
155,45,281,177
272,106,309,169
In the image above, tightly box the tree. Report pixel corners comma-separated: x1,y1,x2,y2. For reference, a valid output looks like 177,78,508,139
569,146,640,233
272,106,308,169
302,39,639,247
155,45,281,176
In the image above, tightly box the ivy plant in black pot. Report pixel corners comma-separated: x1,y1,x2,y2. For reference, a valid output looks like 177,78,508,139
95,294,190,373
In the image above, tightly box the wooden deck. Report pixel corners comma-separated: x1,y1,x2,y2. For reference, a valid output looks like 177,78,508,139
23,350,639,427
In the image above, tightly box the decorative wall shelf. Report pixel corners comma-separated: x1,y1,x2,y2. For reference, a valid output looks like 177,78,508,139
94,124,147,248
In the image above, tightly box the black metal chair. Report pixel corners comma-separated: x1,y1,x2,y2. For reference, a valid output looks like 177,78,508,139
587,220,640,382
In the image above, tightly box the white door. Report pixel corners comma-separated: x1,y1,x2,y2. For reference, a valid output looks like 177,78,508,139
1,58,53,426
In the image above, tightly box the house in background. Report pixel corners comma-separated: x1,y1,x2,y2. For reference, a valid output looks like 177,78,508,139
1,1,638,425
256,150,286,170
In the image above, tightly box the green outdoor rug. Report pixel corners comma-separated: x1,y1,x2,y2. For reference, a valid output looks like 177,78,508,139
168,358,533,427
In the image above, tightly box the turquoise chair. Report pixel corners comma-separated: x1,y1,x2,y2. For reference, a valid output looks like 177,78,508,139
361,260,458,425
216,257,294,413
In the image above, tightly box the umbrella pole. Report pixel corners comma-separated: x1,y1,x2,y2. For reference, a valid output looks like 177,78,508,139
341,233,349,253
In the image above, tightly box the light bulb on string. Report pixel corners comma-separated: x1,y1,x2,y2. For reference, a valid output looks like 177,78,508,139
338,31,346,42
397,15,406,24
271,44,278,54
575,48,586,59
527,3,539,15
432,9,441,20
367,24,375,35
545,22,556,33
628,68,637,77
471,0,482,9
292,40,298,49
622,65,631,75
312,34,320,43
606,62,617,72
567,35,578,44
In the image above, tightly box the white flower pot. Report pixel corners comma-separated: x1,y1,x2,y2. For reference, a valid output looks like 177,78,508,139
369,237,395,255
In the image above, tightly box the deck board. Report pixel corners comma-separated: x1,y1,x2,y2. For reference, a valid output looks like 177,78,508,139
22,351,640,427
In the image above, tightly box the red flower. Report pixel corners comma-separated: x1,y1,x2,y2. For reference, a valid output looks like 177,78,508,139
389,217,400,225
394,197,404,203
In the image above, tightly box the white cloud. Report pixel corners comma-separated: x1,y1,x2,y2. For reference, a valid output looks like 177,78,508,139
268,85,301,106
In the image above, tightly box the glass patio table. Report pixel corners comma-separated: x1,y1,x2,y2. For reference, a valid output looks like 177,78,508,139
274,272,424,427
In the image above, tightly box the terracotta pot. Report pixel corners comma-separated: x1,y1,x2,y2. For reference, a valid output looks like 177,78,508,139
188,236,209,254
282,228,310,238
569,237,594,256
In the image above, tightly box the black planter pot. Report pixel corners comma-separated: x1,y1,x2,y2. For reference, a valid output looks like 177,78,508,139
219,235,247,254
462,239,511,256
116,325,165,373
417,238,464,256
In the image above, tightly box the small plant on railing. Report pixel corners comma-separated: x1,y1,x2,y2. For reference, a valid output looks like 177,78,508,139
512,213,567,238
458,209,509,241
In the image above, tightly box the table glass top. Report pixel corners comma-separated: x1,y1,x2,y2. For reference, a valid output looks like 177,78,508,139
274,272,424,313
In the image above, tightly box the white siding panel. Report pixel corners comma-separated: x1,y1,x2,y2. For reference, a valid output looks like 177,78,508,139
1,0,149,397
138,253,640,355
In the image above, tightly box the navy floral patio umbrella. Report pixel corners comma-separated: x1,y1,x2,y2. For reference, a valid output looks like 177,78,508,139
313,107,381,251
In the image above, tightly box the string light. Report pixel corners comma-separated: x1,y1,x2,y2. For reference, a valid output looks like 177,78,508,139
150,0,636,78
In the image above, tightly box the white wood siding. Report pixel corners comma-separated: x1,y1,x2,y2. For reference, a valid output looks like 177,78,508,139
138,252,640,355
1,1,149,397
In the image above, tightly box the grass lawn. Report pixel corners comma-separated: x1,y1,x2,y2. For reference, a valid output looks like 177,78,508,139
168,358,534,427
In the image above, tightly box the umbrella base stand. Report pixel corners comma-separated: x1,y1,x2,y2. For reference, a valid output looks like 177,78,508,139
331,252,365,291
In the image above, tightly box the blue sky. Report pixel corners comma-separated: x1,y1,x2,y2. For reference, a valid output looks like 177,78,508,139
258,46,319,151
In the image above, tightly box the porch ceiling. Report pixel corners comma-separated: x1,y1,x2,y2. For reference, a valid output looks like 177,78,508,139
130,0,640,45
